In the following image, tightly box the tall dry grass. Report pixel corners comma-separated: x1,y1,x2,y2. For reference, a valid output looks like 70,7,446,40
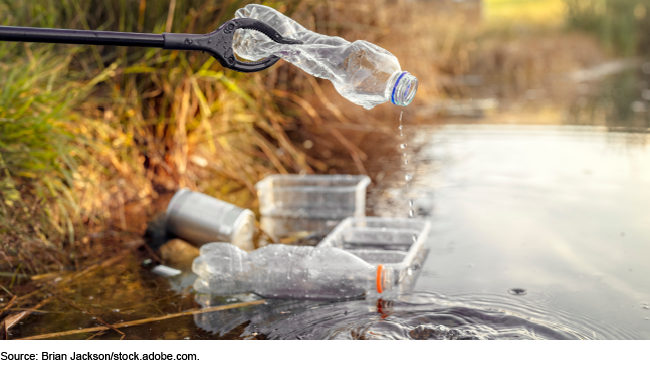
0,42,123,271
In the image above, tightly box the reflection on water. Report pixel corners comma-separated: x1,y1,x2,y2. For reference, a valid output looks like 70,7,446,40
567,66,650,131
193,292,586,340
372,124,650,340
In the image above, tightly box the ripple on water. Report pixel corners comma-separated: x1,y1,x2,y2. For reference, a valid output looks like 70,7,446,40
402,292,645,340
507,288,527,296
192,292,624,340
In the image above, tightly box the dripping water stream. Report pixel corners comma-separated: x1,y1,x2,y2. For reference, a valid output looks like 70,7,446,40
399,111,416,219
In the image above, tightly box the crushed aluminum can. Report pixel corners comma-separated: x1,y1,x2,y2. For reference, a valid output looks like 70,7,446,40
165,188,256,251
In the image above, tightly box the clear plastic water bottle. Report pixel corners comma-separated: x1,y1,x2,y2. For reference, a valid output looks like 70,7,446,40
192,242,395,299
233,4,418,110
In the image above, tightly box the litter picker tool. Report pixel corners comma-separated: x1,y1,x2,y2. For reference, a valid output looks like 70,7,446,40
0,18,301,73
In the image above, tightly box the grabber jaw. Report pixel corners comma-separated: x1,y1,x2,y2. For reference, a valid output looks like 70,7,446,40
162,18,302,73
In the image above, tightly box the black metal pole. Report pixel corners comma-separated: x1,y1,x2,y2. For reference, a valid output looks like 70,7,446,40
0,26,164,48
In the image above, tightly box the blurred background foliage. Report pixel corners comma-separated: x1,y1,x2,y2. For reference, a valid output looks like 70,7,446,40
565,0,650,57
1,0,648,272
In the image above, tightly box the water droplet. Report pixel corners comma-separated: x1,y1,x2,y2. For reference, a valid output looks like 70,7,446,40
412,234,418,243
404,159,408,165
400,143,407,149
409,209,415,218
113,309,120,312
184,337,190,340
399,111,403,123
405,174,412,181
508,288,527,296
409,199,414,207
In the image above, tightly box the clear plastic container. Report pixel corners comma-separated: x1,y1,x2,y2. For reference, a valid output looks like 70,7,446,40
317,217,431,295
255,174,370,219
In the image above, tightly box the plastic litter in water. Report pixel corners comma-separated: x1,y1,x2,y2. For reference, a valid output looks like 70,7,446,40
193,243,395,299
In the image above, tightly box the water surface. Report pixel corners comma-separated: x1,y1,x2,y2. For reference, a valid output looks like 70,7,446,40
369,124,650,339
187,124,650,340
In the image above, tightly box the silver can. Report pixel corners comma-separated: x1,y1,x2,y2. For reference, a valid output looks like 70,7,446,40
165,188,256,251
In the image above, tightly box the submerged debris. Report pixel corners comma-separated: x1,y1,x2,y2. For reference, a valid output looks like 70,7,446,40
409,324,483,340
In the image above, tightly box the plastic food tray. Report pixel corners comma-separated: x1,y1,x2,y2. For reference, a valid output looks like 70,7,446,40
255,174,370,220
317,217,431,295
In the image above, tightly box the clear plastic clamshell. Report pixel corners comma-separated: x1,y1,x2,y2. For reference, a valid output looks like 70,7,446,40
317,217,431,297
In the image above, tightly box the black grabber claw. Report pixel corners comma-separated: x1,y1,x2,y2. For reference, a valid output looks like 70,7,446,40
162,18,303,73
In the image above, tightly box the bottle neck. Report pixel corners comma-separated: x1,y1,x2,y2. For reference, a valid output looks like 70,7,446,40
388,71,419,107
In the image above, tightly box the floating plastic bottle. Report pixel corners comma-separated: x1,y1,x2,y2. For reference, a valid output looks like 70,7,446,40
233,4,418,110
192,242,394,299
